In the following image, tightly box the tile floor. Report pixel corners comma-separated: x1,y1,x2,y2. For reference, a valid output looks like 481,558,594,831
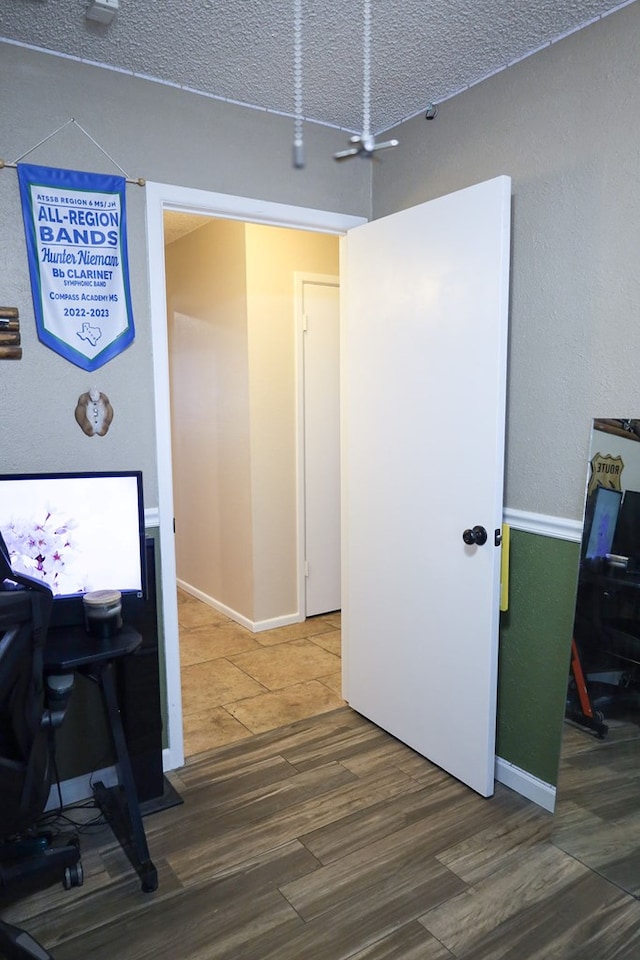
177,589,345,757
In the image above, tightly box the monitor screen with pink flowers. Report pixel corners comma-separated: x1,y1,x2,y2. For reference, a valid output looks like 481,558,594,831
0,471,145,602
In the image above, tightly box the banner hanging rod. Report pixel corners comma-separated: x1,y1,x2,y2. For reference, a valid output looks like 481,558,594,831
0,118,145,186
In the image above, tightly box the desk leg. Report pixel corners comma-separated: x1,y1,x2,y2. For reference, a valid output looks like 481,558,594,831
94,661,158,893
567,637,608,739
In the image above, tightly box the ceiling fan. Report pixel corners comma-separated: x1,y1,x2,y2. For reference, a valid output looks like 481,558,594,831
333,0,398,163
334,133,399,161
291,0,398,168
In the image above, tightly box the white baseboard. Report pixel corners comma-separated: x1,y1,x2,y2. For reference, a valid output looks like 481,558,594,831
48,753,555,817
495,755,556,812
252,612,306,632
176,579,303,633
45,763,119,811
45,748,177,811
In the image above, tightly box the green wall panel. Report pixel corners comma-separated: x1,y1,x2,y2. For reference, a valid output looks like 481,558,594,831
497,529,580,786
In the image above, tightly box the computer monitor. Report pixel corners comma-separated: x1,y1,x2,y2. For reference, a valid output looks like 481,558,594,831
583,485,623,560
0,471,145,624
612,489,640,561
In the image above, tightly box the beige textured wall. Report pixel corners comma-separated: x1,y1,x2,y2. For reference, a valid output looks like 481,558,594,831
372,2,640,523
0,43,369,510
245,224,339,621
4,10,634,531
165,220,254,618
165,220,338,624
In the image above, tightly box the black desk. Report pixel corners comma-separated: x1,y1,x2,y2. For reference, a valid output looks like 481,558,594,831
582,566,640,594
45,622,143,672
569,563,640,736
577,566,640,645
45,624,158,893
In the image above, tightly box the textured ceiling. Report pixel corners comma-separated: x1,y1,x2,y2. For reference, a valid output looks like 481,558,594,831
1,0,634,134
163,212,212,246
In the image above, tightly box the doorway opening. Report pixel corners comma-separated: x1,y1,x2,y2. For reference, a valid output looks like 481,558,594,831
165,215,342,757
147,183,365,769
149,177,511,798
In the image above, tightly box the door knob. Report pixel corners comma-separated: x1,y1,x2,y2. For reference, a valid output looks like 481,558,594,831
462,525,488,546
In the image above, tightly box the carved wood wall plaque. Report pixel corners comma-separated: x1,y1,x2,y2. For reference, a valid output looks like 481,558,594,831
0,307,22,359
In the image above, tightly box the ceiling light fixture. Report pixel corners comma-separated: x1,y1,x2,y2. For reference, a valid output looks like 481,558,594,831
86,0,118,25
334,0,398,161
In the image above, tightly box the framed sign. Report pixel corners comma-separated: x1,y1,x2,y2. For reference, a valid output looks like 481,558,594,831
17,162,135,371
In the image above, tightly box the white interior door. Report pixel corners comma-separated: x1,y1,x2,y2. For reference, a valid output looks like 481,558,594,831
302,277,341,616
342,175,511,797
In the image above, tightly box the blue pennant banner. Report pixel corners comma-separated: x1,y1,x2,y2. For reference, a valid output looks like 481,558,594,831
17,163,135,371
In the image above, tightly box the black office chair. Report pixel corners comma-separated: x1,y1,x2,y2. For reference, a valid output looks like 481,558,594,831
0,532,82,960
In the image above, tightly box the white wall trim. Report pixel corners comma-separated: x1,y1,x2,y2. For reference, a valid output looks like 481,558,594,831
49,740,557,815
147,180,366,774
46,748,175,812
45,764,119,811
177,579,303,633
294,273,307,623
495,756,556,812
157,185,367,235
504,506,582,543
144,507,159,528
294,271,341,622
251,614,305,632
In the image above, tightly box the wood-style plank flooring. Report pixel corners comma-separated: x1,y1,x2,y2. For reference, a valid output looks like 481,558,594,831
553,716,640,897
4,707,640,959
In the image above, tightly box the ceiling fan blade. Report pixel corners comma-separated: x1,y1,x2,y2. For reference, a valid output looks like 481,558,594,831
333,147,361,160
333,135,399,161
371,139,399,152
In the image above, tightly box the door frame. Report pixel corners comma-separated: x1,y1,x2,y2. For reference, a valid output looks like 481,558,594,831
294,272,340,619
146,181,365,771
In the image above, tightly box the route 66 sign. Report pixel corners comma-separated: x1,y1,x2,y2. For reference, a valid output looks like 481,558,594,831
588,452,624,496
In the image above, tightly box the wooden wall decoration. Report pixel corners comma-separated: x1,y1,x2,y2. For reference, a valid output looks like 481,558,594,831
594,418,640,441
0,306,21,360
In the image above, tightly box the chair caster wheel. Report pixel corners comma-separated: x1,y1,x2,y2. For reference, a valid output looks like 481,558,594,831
63,862,84,889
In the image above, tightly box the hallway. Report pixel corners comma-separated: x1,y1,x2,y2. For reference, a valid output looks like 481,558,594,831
178,590,345,757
